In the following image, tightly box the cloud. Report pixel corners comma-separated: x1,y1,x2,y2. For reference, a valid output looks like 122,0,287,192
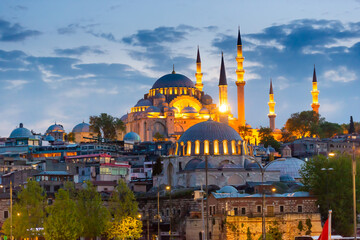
4,80,29,89
324,66,357,83
54,46,105,56
0,19,41,42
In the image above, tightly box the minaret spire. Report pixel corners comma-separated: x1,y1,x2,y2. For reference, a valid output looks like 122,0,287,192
236,27,246,126
311,65,320,114
268,79,276,131
195,46,203,91
218,52,229,124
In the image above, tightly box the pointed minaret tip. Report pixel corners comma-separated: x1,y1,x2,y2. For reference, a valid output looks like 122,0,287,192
219,52,227,86
237,27,242,46
172,64,175,74
196,46,201,63
269,79,273,94
313,64,317,82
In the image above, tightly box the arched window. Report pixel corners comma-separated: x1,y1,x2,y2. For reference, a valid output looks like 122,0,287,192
184,88,187,94
204,140,209,155
231,140,236,155
180,142,185,156
223,140,228,154
160,89,163,94
170,88,173,94
195,140,200,155
175,143,179,155
187,141,192,155
214,140,219,155
175,88,178,94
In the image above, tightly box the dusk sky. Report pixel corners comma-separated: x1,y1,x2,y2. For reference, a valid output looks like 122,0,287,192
0,0,359,137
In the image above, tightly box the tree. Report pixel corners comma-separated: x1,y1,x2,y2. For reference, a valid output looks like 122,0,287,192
77,181,110,239
239,125,252,143
246,227,252,240
109,179,139,220
65,132,75,142
89,113,125,140
285,110,323,138
297,220,304,234
300,153,360,236
152,157,163,176
305,218,312,235
258,127,281,152
349,116,355,134
44,189,82,240
2,180,46,239
319,121,342,138
153,132,165,141
280,127,295,143
105,216,142,240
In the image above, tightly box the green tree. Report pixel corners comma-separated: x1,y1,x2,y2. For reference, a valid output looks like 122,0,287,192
2,180,46,239
44,189,82,240
153,132,165,141
285,110,323,138
77,181,110,239
349,116,355,134
65,132,75,142
109,179,139,220
239,125,252,143
305,218,312,235
152,157,163,176
258,127,281,152
318,121,342,138
246,226,252,240
297,220,304,234
105,216,142,240
280,127,295,143
89,113,125,140
300,153,360,236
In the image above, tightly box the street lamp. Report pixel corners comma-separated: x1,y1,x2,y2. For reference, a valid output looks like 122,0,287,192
165,185,172,240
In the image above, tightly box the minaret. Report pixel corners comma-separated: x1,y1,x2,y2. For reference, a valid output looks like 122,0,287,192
311,65,320,114
235,27,246,126
195,47,203,92
268,79,276,131
219,52,228,112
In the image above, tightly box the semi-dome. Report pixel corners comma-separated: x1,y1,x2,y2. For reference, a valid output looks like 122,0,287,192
124,132,141,142
217,186,238,194
181,106,198,114
196,160,214,169
145,106,161,113
201,94,213,105
155,93,166,99
72,122,90,133
151,73,195,89
47,124,64,133
168,107,178,113
199,107,210,114
184,158,202,171
135,99,152,107
244,159,261,170
179,119,242,143
9,123,33,139
45,135,55,142
120,114,128,122
265,157,305,179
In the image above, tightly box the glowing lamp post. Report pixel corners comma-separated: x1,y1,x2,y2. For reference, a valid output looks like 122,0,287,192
165,185,172,240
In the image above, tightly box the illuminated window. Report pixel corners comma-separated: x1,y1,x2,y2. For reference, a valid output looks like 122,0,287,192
231,140,236,155
170,88,173,94
204,140,209,155
184,88,187,94
180,142,185,156
187,141,192,155
195,140,200,155
175,88,178,94
175,143,179,155
214,140,219,155
223,140,228,154
160,89,163,94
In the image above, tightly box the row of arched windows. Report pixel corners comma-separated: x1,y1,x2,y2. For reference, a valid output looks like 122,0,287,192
149,87,197,97
176,140,243,156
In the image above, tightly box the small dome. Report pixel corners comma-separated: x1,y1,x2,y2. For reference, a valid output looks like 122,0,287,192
135,99,152,107
217,186,238,194
47,124,64,133
179,119,242,143
244,161,261,170
9,123,33,139
72,122,90,133
201,94,213,105
45,135,55,142
155,93,166,99
184,158,202,171
181,106,197,114
266,158,305,179
196,160,214,169
120,114,128,121
199,107,210,114
145,106,161,113
280,174,296,182
169,107,178,113
152,73,195,89
124,132,141,142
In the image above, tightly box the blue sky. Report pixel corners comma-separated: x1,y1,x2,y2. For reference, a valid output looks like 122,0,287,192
0,0,359,137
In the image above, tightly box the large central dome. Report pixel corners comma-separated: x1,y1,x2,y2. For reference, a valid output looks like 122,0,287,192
151,73,195,89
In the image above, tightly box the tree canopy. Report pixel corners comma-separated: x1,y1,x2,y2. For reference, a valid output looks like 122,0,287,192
318,121,343,138
300,153,360,236
89,113,125,140
258,127,280,152
238,125,253,143
285,110,323,138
